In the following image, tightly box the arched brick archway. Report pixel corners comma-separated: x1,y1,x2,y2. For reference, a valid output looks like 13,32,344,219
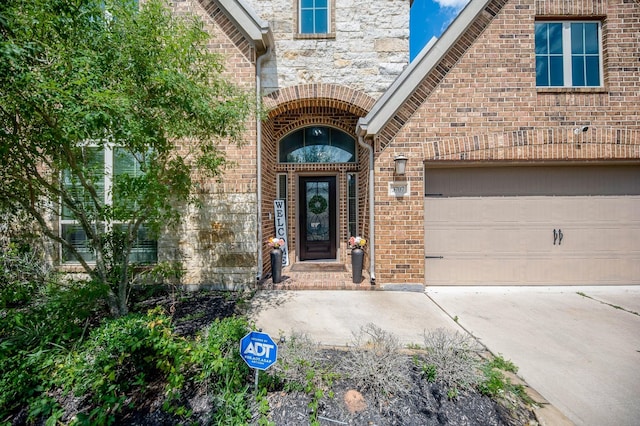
264,83,376,119
260,84,375,274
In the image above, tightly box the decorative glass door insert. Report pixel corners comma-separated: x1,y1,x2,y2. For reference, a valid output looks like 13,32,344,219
299,176,336,260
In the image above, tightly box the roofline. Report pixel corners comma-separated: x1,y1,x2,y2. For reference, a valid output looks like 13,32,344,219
356,0,492,137
217,0,274,52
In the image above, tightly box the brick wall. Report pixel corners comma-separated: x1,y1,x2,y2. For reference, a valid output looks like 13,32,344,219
161,0,260,288
374,0,640,284
260,84,375,273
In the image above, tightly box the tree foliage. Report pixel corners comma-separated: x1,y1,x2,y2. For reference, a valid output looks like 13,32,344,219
0,0,252,316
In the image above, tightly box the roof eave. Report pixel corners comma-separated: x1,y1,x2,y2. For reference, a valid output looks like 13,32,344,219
357,0,492,138
217,0,274,52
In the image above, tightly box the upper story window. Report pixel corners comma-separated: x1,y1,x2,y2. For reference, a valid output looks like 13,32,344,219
279,127,355,163
299,0,329,34
535,21,602,88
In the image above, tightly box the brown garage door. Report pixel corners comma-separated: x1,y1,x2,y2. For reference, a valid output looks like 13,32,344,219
424,165,640,285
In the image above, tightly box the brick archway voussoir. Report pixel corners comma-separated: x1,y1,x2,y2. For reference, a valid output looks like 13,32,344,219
264,84,376,118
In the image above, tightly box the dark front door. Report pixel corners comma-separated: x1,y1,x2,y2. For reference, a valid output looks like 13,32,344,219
299,176,337,260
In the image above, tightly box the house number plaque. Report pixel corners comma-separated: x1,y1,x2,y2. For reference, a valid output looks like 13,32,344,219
388,181,410,197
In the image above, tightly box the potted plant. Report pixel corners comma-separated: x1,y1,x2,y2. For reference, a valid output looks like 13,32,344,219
267,237,285,283
348,236,366,283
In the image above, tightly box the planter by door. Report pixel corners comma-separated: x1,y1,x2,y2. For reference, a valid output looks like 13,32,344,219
351,248,364,283
270,248,283,284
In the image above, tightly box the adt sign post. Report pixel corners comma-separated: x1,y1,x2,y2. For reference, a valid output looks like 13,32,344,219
240,330,278,391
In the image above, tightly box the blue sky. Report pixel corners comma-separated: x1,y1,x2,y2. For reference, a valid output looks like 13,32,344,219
410,0,470,60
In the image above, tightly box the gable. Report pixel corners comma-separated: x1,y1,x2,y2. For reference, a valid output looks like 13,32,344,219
194,0,272,62
359,0,509,148
360,0,640,152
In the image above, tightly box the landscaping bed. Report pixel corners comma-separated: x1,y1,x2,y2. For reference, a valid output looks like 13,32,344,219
2,288,538,425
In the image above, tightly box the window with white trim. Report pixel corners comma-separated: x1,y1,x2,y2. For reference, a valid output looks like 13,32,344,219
60,145,157,263
535,21,603,87
299,0,329,34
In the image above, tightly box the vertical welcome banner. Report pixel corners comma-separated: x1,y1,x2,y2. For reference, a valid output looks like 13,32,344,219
273,200,289,266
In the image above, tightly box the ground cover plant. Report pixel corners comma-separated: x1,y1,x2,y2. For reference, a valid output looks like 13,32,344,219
0,240,256,425
1,233,536,425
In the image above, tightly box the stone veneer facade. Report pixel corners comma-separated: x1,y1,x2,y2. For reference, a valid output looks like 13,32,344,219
159,0,261,288
156,0,410,287
253,0,409,97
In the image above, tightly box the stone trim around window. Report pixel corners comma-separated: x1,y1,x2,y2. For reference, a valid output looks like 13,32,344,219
293,0,336,39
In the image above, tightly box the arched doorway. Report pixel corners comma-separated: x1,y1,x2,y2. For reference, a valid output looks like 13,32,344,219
260,84,374,273
278,126,356,260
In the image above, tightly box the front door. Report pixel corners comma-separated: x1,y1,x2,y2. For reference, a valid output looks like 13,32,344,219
299,176,337,260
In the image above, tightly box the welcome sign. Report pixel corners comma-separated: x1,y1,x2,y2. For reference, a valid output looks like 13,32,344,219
273,200,289,266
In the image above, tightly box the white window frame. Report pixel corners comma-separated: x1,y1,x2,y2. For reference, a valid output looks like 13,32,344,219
535,21,604,88
60,142,157,264
298,0,330,34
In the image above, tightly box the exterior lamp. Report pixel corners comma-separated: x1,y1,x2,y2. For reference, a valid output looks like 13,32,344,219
394,155,408,175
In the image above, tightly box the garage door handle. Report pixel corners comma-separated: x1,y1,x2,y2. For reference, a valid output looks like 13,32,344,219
558,229,563,245
425,256,444,259
553,229,557,245
553,229,563,245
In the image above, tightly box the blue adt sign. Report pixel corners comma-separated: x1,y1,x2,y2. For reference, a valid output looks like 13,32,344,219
240,331,278,370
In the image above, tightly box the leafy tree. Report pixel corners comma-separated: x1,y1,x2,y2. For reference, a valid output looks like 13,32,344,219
0,0,252,316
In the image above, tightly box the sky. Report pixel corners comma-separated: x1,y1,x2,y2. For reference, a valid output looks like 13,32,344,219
410,0,470,60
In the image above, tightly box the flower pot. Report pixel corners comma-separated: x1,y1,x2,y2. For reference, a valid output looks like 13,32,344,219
351,247,364,284
270,248,283,284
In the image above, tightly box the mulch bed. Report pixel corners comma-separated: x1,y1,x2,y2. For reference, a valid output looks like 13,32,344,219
116,290,539,425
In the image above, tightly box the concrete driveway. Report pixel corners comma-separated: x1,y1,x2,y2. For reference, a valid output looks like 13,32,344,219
249,286,640,426
426,286,640,426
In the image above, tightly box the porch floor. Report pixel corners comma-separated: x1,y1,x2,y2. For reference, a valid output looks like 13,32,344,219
258,263,375,290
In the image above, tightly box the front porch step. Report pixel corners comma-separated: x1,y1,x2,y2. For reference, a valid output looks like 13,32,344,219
258,265,374,290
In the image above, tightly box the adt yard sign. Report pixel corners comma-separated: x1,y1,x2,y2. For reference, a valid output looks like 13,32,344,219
240,331,278,370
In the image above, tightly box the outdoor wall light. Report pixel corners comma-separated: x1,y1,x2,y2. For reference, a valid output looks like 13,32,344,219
394,155,408,175
574,126,589,135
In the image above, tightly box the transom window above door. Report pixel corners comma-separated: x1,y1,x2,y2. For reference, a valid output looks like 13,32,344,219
279,126,356,163
535,21,603,88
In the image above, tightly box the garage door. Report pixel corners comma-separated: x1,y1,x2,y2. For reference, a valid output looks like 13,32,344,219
424,165,640,285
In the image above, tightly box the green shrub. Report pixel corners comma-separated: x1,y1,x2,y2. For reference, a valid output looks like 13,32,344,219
0,273,108,419
0,242,50,308
53,308,189,425
1,277,255,426
190,316,252,424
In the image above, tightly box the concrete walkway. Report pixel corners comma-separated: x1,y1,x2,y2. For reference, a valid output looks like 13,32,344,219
249,286,640,426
